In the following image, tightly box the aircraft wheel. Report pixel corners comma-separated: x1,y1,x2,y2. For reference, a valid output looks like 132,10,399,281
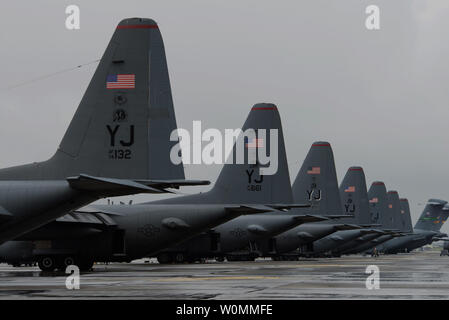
38,256,56,272
157,253,173,264
57,256,77,271
174,253,185,263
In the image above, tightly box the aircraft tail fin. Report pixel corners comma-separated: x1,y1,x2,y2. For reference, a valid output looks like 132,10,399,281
339,167,370,224
399,198,414,232
208,103,293,204
367,181,390,228
0,18,184,181
415,199,448,231
386,191,406,231
291,141,342,216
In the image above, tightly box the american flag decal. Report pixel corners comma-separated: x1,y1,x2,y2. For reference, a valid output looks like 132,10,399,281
106,74,135,89
344,186,355,193
369,197,378,203
307,167,321,175
245,138,264,148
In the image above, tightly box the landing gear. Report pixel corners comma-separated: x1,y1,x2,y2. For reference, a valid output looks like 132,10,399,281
38,255,93,272
56,256,76,271
157,253,173,264
174,253,185,263
38,256,57,272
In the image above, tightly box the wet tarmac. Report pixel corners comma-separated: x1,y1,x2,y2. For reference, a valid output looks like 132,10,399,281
0,251,448,299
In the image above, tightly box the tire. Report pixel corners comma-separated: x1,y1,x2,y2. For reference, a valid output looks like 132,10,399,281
215,256,225,262
38,256,56,272
157,253,173,264
174,253,185,263
57,256,77,271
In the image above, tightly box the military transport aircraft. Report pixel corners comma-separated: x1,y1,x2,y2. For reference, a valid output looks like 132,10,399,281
270,142,361,260
381,199,449,253
0,17,209,246
0,104,320,270
333,182,404,255
149,131,346,263
301,167,383,257
329,190,403,256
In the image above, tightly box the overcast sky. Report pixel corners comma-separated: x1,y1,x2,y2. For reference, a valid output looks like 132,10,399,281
0,1,448,231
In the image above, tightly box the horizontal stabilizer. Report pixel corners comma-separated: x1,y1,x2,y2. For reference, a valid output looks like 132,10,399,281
427,199,448,206
435,238,449,242
267,203,311,211
325,215,355,220
224,205,275,215
135,179,210,189
292,215,329,223
0,206,13,223
334,224,362,231
67,174,164,196
67,174,209,197
358,224,382,228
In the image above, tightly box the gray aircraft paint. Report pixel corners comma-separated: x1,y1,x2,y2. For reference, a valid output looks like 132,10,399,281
2,104,315,266
153,106,330,260
368,181,390,228
381,198,448,253
399,198,414,233
149,104,292,205
0,18,190,245
336,191,400,253
310,167,378,254
271,142,350,255
342,182,400,254
292,142,342,214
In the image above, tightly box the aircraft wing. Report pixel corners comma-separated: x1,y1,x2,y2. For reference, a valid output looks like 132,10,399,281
266,203,311,211
67,174,210,197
